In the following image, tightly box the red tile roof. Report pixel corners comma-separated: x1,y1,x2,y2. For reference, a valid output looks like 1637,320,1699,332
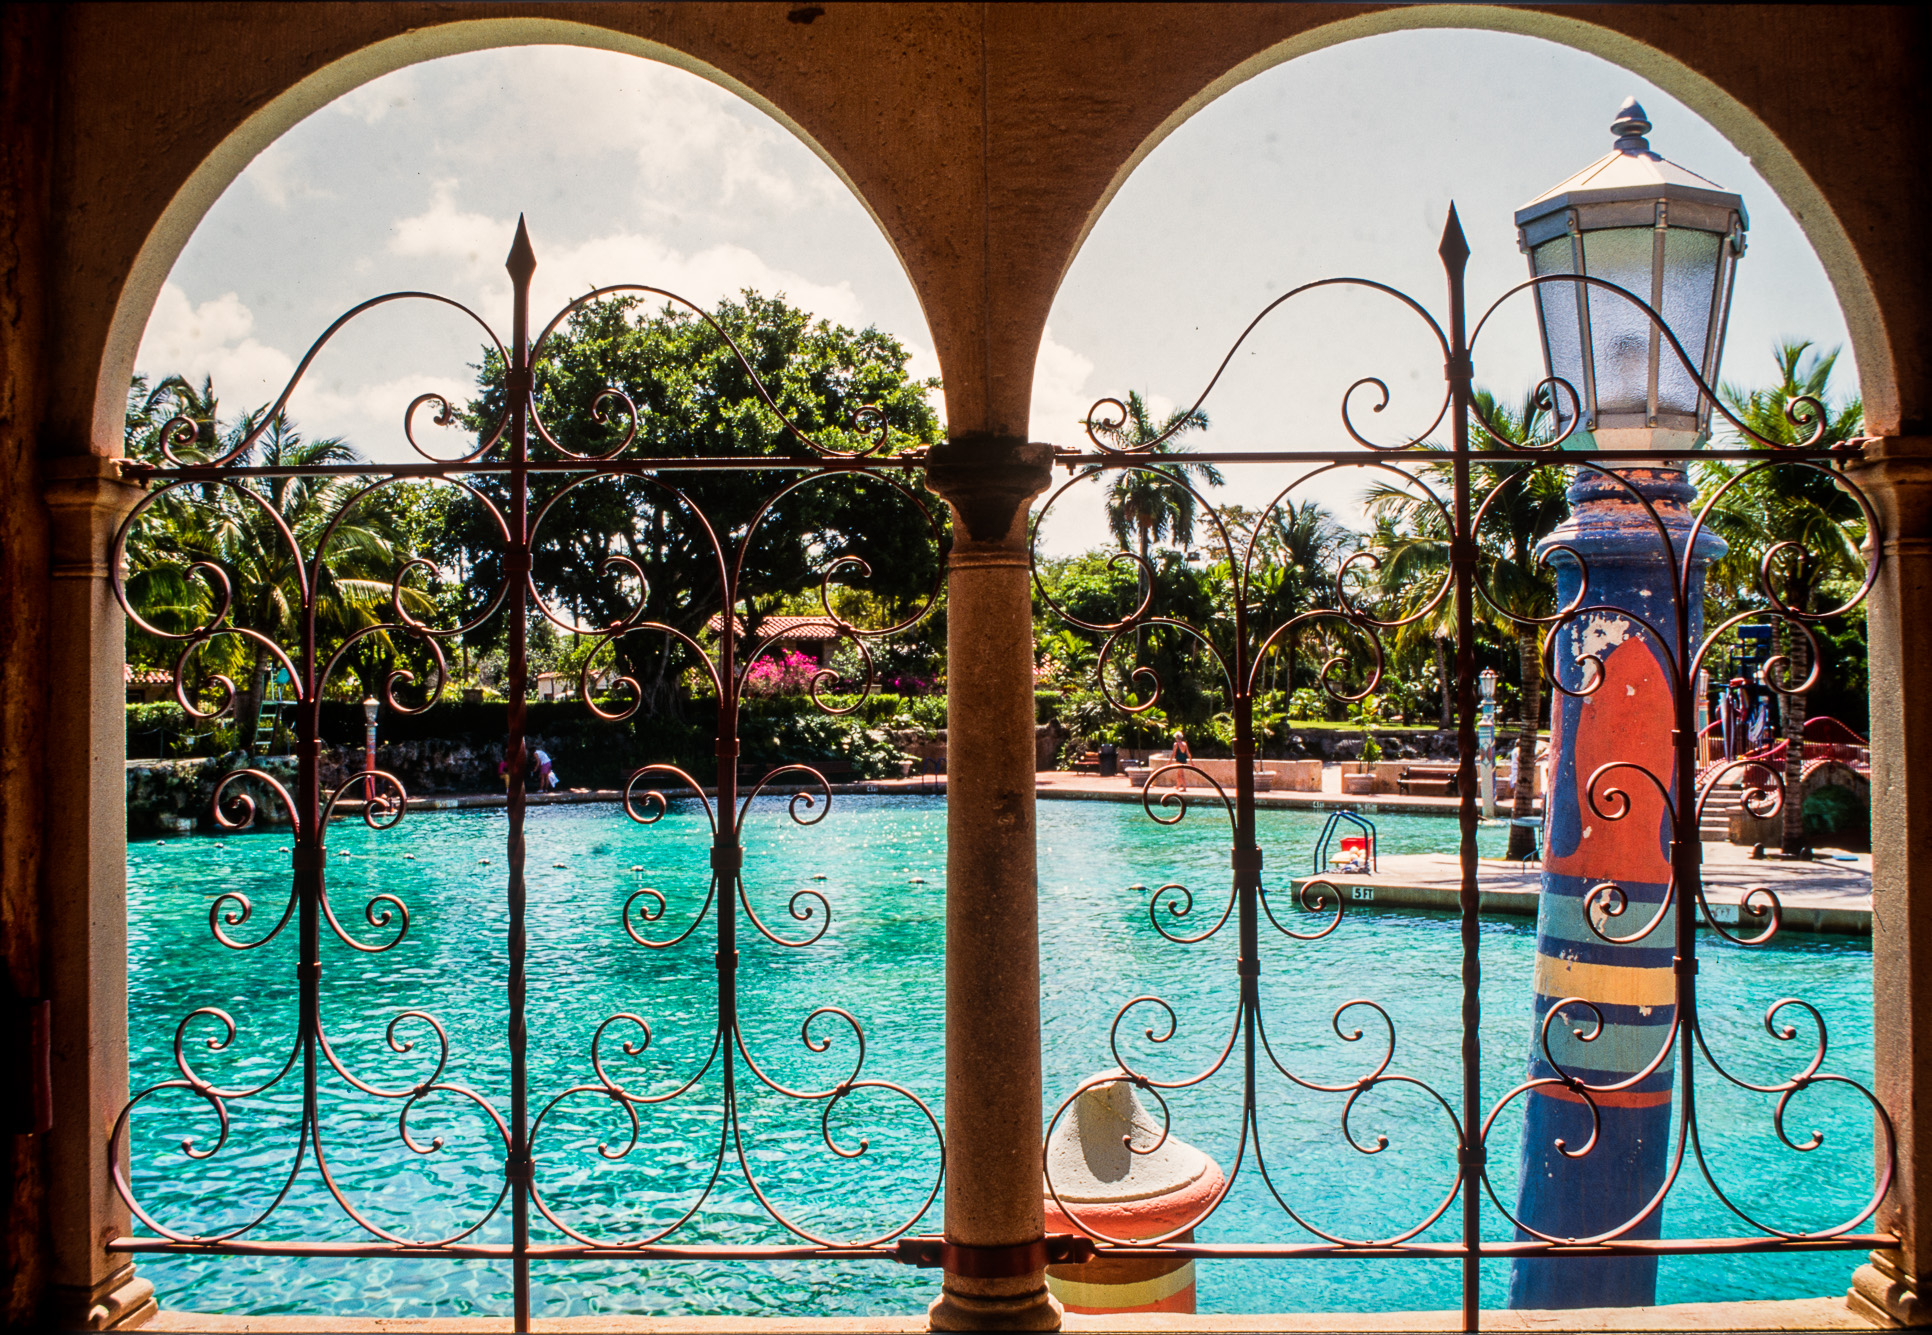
703,615,847,641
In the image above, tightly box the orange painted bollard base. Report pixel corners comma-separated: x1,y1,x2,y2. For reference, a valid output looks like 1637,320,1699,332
1047,1246,1196,1314
1044,1072,1224,1315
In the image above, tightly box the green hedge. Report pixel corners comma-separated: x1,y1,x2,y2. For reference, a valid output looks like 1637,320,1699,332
128,690,935,783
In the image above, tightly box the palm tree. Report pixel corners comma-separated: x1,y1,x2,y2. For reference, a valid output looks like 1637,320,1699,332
1366,388,1568,859
1357,512,1457,728
1701,341,1865,855
1097,390,1224,587
124,379,428,744
1246,497,1354,704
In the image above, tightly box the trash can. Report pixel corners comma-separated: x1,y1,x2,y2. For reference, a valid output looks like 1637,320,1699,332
1097,743,1118,777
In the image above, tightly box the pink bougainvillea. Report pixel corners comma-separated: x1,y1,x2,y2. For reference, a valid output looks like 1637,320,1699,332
743,649,822,697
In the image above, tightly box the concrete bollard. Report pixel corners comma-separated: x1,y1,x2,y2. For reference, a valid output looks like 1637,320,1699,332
1042,1071,1224,1316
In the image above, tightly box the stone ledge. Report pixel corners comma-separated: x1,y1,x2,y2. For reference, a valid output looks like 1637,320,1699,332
148,1295,1871,1333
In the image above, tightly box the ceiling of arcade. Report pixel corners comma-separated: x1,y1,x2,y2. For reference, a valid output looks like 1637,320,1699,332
31,3,1932,458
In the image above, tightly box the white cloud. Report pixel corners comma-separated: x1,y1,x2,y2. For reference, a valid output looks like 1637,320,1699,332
243,139,317,210
135,283,297,413
1028,326,1097,447
389,189,869,333
134,283,479,461
448,48,841,213
330,68,417,125
300,373,480,460
389,184,508,270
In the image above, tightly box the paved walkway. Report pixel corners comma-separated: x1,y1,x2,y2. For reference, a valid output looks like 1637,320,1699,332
1035,767,1518,817
1297,841,1871,935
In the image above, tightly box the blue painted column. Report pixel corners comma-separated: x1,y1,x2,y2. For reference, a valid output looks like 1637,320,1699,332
1509,465,1722,1308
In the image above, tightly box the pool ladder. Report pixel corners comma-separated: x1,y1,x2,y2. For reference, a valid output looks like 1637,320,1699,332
1313,809,1378,875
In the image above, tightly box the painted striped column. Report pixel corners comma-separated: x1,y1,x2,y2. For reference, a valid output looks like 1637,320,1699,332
1043,1072,1223,1316
1509,466,1721,1308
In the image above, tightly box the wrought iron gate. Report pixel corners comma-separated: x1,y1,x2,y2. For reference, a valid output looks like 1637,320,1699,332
110,209,1891,1329
1032,208,1891,1328
111,222,947,1327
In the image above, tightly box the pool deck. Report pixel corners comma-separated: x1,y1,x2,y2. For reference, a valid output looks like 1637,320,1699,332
1031,772,1871,935
347,766,1509,818
1291,842,1872,936
1034,767,1508,816
340,772,1872,936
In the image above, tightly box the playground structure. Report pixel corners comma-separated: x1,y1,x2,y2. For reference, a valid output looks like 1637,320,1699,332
1698,714,1872,847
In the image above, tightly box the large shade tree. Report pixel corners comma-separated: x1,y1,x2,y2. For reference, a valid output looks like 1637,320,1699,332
450,291,947,713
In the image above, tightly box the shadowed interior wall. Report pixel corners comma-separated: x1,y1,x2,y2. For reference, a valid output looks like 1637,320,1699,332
1,6,55,1327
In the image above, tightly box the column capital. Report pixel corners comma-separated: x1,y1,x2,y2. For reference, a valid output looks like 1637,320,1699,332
40,455,145,580
923,435,1055,549
1845,437,1932,551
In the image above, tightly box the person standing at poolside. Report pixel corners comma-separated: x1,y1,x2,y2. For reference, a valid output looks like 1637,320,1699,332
1171,730,1190,792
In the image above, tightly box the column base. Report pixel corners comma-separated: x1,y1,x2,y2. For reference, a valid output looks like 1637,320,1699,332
929,1282,1062,1331
48,1264,156,1330
1850,1250,1929,1327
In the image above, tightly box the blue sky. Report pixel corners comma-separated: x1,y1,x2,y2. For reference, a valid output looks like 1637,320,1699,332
139,29,1855,553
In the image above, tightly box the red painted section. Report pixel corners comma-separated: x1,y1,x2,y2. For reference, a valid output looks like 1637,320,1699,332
1547,635,1675,885
1533,1082,1674,1109
1044,1156,1225,1239
1046,1159,1223,1315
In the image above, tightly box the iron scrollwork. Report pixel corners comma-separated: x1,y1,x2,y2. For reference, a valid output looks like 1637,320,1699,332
110,220,944,1322
1036,206,1892,1316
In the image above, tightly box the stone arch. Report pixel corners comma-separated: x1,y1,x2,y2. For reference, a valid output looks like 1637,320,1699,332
1052,4,1899,432
81,15,921,455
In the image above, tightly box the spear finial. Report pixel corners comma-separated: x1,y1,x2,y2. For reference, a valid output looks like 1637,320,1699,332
506,215,537,288
1438,203,1470,272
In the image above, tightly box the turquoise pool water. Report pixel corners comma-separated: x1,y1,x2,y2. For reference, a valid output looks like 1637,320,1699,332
126,797,1876,1318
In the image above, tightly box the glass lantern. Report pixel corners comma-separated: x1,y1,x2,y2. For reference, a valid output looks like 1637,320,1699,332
1515,98,1747,451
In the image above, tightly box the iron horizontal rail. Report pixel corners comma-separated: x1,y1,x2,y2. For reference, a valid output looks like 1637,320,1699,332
108,1233,1893,1262
106,1237,903,1261
114,444,1861,484
1096,1235,1896,1261
118,455,929,481
1052,447,1863,467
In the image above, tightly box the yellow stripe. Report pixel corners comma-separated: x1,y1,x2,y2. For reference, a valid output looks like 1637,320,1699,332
1048,1261,1194,1310
1532,952,1675,1009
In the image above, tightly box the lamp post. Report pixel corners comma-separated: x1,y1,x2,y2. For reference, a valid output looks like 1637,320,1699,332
362,696,379,802
1509,99,1739,1311
1478,667,1499,819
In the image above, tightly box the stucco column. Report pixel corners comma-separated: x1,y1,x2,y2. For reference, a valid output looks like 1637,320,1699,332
923,436,1058,1332
40,455,152,1331
1847,437,1932,1328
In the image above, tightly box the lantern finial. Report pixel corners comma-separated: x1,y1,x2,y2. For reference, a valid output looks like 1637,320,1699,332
1516,94,1746,452
1611,98,1652,153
